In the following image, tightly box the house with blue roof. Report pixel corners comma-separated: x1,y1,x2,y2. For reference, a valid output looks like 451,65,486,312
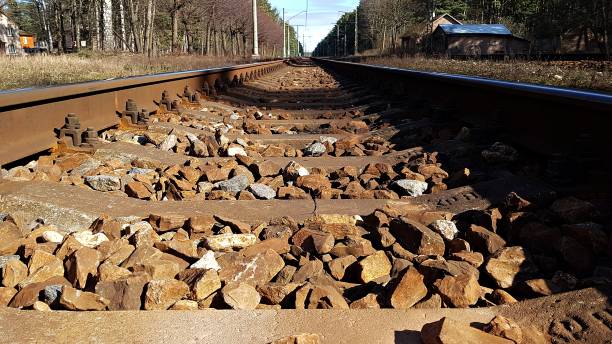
432,23,530,57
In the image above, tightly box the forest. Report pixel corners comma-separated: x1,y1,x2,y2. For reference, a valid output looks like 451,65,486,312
0,0,303,57
313,0,612,56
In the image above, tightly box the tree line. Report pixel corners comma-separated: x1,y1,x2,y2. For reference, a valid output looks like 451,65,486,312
314,0,611,56
2,0,303,57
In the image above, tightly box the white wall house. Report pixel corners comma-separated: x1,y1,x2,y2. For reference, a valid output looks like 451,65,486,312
0,13,23,55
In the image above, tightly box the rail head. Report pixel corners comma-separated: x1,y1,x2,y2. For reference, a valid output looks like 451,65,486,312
0,59,285,110
0,59,287,165
312,57,611,157
312,57,612,109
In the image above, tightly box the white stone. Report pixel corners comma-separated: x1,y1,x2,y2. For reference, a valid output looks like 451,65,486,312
25,160,38,170
159,134,177,151
319,136,338,145
217,134,230,147
430,220,459,241
285,161,310,178
236,138,249,147
73,231,109,248
197,182,214,194
214,175,249,193
185,133,200,143
128,168,155,175
71,158,102,176
304,142,327,156
392,179,429,197
84,175,121,192
127,221,154,236
227,145,247,157
248,183,276,200
159,232,175,241
42,231,65,244
190,251,221,271
204,234,257,251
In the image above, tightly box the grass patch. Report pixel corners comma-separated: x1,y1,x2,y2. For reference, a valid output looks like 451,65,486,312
0,53,247,90
362,56,611,93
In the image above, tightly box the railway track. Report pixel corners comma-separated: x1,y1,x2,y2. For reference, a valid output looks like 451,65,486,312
0,58,611,343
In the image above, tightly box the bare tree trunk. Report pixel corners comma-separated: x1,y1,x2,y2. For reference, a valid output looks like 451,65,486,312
54,1,66,52
221,31,227,55
39,0,53,51
119,0,127,50
128,0,140,52
231,31,236,56
381,25,386,53
91,0,100,50
144,0,155,56
214,30,220,56
205,23,212,55
149,0,156,56
200,29,204,55
75,0,81,51
171,9,178,52
102,0,114,50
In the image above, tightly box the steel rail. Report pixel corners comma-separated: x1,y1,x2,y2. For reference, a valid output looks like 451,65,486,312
0,60,285,165
313,58,612,159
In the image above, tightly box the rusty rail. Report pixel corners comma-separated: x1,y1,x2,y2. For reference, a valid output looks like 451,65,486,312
313,58,612,159
0,60,285,165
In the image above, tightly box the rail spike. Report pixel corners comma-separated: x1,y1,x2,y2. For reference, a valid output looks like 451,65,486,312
183,86,194,101
82,127,99,147
160,90,172,112
58,113,85,146
138,108,150,125
123,99,139,124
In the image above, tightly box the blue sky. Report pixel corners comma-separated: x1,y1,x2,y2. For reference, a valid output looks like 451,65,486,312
269,0,359,52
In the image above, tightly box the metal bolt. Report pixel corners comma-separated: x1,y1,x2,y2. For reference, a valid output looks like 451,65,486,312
138,108,150,124
84,127,98,145
59,113,84,146
160,91,172,112
183,86,193,100
124,99,139,124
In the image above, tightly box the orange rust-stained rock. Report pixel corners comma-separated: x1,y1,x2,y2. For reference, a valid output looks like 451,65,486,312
1,259,27,288
434,272,481,308
95,272,151,310
390,267,427,309
358,251,391,283
144,279,190,310
60,286,109,311
65,247,101,289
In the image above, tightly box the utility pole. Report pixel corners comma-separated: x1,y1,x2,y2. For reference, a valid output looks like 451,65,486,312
305,0,309,55
354,9,358,55
252,0,260,59
286,10,307,57
294,25,304,56
336,25,339,56
282,8,286,58
343,22,347,56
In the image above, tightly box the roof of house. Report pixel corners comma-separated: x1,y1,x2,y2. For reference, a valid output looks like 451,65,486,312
437,24,512,36
435,13,462,25
401,14,463,39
